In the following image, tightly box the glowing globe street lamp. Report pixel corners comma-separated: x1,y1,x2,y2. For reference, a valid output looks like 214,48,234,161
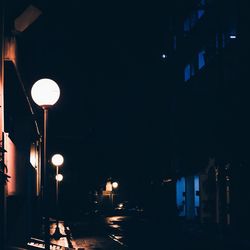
51,154,64,239
52,154,64,185
51,154,64,210
31,78,60,250
112,182,118,189
55,173,63,182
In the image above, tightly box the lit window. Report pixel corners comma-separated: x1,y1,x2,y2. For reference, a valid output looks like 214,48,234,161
198,50,206,69
198,9,205,19
194,176,200,216
176,177,186,217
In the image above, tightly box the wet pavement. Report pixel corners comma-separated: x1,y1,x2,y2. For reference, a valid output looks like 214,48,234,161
24,214,250,250
68,214,250,250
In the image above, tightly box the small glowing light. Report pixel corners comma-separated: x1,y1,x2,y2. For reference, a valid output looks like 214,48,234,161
106,181,113,192
110,224,120,229
118,203,124,208
112,182,118,189
51,154,64,167
162,54,167,59
113,235,123,240
229,35,236,39
55,174,63,182
163,178,172,183
31,78,60,107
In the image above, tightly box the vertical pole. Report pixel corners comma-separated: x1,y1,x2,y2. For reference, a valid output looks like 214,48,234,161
56,165,58,214
226,185,230,225
43,108,50,250
0,1,6,249
225,164,230,225
215,167,220,224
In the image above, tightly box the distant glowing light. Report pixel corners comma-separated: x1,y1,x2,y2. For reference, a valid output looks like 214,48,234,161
112,182,118,189
106,181,112,192
162,54,167,59
51,154,64,167
230,35,236,39
113,235,123,240
110,224,120,229
163,178,172,183
55,174,63,182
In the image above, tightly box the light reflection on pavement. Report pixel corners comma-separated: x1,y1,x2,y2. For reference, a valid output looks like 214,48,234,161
72,216,127,249
105,216,129,246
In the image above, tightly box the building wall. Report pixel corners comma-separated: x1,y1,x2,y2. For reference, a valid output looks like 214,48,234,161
167,0,246,226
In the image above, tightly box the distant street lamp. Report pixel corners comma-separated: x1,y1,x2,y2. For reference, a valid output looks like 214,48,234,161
55,173,63,182
111,181,119,207
31,78,60,250
112,182,118,189
51,153,64,239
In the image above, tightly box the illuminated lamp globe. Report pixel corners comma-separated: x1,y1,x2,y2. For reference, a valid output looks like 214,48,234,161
31,78,60,108
55,174,63,182
51,154,64,167
112,182,118,189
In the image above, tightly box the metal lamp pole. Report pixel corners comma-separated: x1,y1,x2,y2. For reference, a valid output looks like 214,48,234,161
111,182,118,208
31,78,60,250
43,107,50,249
51,153,64,239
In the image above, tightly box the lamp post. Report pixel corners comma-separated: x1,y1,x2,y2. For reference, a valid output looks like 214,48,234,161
111,182,118,207
51,153,64,239
31,78,60,250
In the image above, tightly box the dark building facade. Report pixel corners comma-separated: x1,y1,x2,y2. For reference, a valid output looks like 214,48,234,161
1,2,43,249
164,0,250,230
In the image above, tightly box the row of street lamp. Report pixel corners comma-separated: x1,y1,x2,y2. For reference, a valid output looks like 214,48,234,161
30,78,120,247
31,78,62,249
51,153,64,240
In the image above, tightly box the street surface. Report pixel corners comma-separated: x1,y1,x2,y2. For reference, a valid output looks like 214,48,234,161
69,213,250,250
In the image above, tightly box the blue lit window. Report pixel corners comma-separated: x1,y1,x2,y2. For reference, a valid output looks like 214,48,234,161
198,9,205,19
184,63,195,81
194,176,200,216
176,177,186,217
184,64,191,81
198,50,206,69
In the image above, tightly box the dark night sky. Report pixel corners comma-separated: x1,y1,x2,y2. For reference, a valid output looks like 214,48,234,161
8,0,250,211
10,1,174,197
